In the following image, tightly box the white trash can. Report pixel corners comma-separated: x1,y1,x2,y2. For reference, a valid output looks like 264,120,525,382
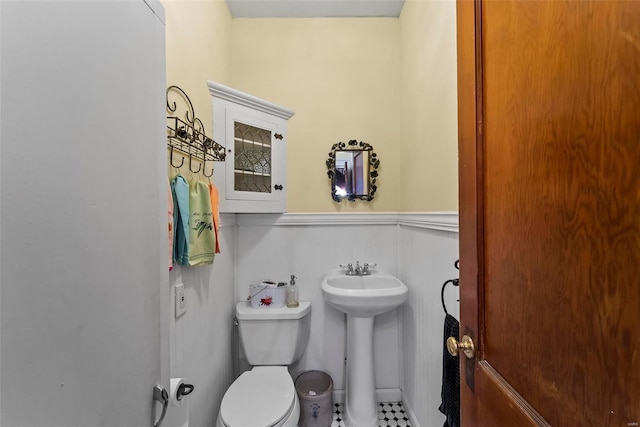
295,371,333,427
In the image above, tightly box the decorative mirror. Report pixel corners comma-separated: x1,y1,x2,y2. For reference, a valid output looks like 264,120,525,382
326,140,379,202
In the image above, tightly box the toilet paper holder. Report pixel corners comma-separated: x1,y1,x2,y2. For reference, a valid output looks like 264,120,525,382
177,383,194,401
170,377,195,407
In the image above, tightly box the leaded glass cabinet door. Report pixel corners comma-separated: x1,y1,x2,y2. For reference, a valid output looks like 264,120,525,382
225,109,285,204
209,80,294,213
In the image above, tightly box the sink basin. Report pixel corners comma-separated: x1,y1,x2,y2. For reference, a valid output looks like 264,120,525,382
321,270,408,317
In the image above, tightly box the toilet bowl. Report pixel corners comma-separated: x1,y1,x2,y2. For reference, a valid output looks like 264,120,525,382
217,302,311,427
217,366,300,427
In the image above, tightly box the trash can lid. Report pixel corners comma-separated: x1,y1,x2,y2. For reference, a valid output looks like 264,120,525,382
220,366,296,427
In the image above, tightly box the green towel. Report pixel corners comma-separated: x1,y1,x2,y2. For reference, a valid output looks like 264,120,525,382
188,180,216,266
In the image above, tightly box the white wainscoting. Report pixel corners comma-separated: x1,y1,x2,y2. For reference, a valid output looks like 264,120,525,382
398,213,460,427
169,213,237,427
234,212,459,427
235,213,400,398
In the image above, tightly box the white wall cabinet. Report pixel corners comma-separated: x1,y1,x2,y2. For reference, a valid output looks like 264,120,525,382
208,81,295,213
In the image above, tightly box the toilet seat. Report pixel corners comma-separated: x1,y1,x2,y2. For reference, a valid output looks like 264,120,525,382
219,366,296,427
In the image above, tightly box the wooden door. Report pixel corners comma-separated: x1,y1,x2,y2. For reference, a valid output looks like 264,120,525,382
457,1,640,426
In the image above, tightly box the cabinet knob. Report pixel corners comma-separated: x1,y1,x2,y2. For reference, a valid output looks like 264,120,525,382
274,184,283,191
274,133,283,140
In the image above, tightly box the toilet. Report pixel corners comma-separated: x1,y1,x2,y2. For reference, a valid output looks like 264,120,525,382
217,301,311,427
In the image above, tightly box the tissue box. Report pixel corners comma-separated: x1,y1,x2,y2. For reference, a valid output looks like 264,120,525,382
248,282,286,308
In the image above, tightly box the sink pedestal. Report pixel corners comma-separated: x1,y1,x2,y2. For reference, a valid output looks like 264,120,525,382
344,316,378,427
321,269,408,427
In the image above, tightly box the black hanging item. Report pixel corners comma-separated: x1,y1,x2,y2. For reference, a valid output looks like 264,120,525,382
439,259,460,427
439,313,460,427
166,85,226,177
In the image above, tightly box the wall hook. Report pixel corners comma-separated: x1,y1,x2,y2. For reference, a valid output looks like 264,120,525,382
202,157,214,177
189,153,202,174
170,147,185,169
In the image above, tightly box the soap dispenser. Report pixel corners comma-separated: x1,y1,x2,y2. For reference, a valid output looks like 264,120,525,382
287,274,299,308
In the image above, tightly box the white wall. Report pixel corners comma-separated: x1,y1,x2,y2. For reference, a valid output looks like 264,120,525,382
398,215,460,427
168,214,236,427
0,1,167,425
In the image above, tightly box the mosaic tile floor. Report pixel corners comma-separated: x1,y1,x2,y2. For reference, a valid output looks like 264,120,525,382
331,402,412,427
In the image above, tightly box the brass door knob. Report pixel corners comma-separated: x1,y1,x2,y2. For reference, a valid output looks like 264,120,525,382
447,335,475,359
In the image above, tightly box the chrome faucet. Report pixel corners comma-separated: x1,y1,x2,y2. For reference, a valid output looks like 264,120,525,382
340,263,355,275
354,261,364,275
339,261,377,276
362,262,376,275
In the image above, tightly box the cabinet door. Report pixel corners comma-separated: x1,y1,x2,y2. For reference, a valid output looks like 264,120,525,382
225,108,285,204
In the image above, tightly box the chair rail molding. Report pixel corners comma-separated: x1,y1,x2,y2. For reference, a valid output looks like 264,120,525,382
235,212,459,232
397,212,459,232
218,213,238,228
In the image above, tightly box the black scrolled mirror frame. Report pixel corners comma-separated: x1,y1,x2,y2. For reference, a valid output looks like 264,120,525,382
326,139,380,202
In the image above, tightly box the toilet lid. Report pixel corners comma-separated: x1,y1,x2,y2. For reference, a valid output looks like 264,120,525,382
220,367,296,427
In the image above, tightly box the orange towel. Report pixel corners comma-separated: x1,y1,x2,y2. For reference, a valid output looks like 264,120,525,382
209,183,221,254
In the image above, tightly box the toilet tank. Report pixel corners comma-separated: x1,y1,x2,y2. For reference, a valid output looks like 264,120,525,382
235,301,311,366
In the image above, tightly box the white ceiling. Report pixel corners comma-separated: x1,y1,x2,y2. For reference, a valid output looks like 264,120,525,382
225,0,406,18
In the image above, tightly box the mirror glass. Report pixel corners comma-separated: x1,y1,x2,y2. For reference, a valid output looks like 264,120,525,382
327,140,379,202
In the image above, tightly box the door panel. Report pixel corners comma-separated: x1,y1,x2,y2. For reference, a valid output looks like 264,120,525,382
458,1,640,426
1,1,166,425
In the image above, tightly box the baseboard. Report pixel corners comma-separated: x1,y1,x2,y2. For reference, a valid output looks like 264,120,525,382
376,388,403,402
332,389,344,403
332,388,402,404
400,392,421,427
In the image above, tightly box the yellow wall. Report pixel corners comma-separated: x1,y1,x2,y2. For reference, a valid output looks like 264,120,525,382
399,0,459,212
230,18,401,212
163,0,232,137
163,0,458,213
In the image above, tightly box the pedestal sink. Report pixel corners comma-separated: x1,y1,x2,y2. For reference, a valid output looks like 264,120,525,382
321,269,408,427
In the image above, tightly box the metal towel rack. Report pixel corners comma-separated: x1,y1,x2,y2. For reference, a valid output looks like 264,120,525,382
166,85,226,177
441,259,460,316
